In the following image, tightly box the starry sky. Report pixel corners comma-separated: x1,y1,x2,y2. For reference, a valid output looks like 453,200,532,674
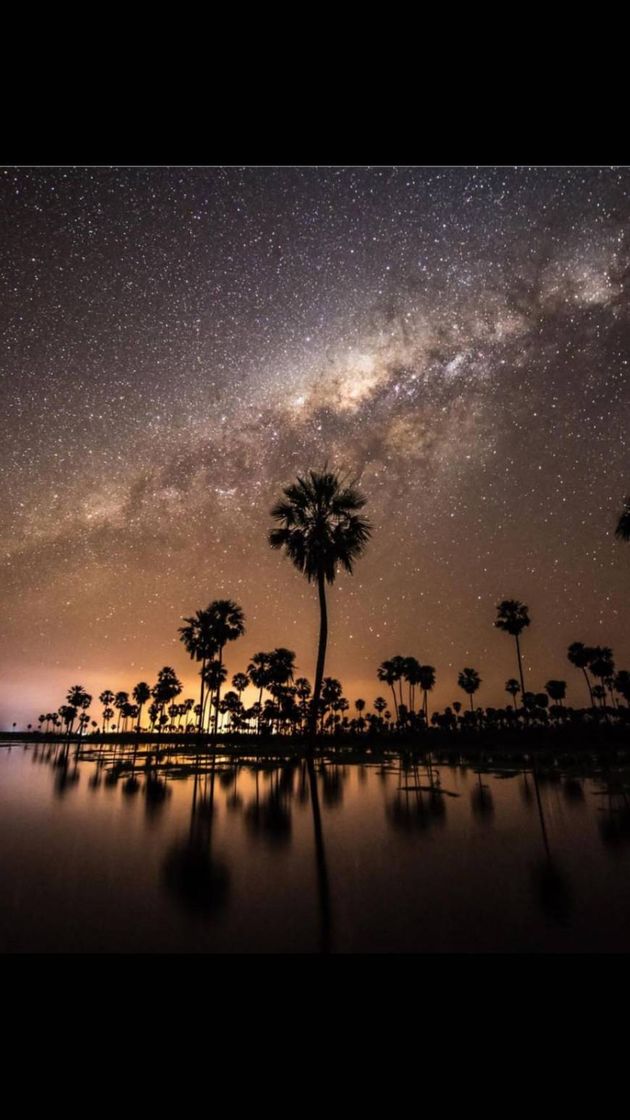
1,166,629,727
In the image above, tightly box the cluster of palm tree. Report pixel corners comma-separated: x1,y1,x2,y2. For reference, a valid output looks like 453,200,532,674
24,471,629,742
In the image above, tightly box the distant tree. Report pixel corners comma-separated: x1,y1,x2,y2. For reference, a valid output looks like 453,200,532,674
567,642,595,707
269,469,371,741
545,680,566,705
152,668,183,731
614,670,630,706
179,607,219,733
377,660,400,723
458,668,482,712
99,690,115,733
588,647,615,705
505,678,521,709
495,600,530,697
403,656,423,713
418,665,436,721
132,682,151,732
114,691,129,733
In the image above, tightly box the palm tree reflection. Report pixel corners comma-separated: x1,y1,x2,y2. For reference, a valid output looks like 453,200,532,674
161,767,230,917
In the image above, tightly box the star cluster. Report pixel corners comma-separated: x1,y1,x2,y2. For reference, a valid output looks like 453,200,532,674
1,166,628,724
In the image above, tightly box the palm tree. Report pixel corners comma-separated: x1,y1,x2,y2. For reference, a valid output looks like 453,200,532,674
203,660,228,732
232,673,249,709
132,682,151,732
567,642,595,707
114,691,129,733
545,680,566,705
505,678,521,709
495,600,530,697
99,690,115,733
418,665,436,722
152,668,183,731
268,648,296,690
458,668,481,712
203,601,246,736
403,656,422,713
179,608,219,734
588,647,615,707
67,686,91,735
616,496,630,540
614,670,630,706
269,469,371,741
377,661,400,723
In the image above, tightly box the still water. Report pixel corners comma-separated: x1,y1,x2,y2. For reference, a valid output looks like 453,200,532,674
2,739,630,952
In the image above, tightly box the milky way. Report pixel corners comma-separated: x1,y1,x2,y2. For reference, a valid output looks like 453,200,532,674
1,166,629,726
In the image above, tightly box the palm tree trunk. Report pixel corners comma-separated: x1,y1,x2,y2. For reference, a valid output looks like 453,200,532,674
515,633,526,698
214,646,224,738
389,685,399,724
582,666,594,707
198,657,206,735
470,693,474,712
309,569,328,743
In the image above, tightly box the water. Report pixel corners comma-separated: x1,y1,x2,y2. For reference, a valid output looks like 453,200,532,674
2,739,630,952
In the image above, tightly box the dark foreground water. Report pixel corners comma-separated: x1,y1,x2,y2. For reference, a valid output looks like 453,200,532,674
2,739,630,952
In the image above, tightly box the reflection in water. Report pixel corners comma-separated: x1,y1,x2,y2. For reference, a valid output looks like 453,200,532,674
162,768,230,917
387,755,449,833
596,770,630,850
307,757,332,955
245,765,292,847
7,740,630,951
528,760,574,927
530,859,573,926
471,772,495,820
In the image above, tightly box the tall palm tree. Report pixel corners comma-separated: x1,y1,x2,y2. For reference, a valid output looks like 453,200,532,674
269,469,371,741
67,686,91,736
99,690,114,733
179,608,219,733
418,665,436,721
203,660,228,732
588,647,615,707
403,656,422,714
567,642,595,707
132,682,151,732
495,600,530,698
616,496,630,540
202,601,246,736
152,668,183,731
114,691,129,733
458,668,481,712
377,660,400,723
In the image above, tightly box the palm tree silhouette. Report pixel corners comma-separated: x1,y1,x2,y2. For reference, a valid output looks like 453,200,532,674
545,680,566,706
132,682,151,732
495,600,530,698
458,668,481,712
567,642,595,707
377,661,400,723
179,608,220,733
418,665,436,722
269,469,371,742
99,690,114,733
505,678,521,710
204,601,245,736
616,497,630,540
615,670,630,706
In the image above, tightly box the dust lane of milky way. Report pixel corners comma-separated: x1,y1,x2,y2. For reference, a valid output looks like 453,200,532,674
1,166,629,727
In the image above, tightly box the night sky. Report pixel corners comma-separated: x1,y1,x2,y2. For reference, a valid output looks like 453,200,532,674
1,166,628,728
